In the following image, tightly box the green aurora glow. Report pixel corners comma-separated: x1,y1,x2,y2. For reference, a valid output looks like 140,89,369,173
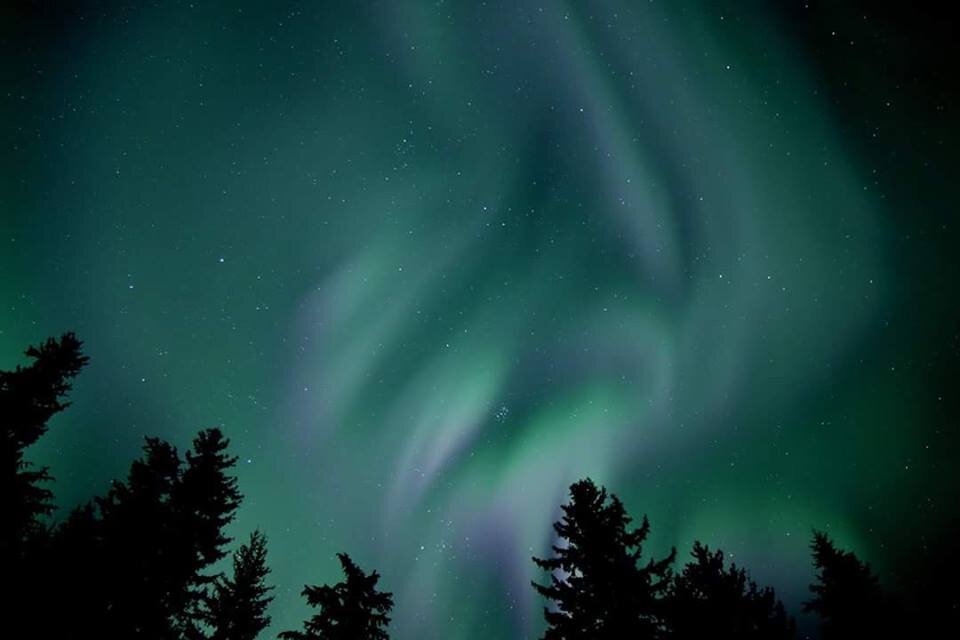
2,2,956,638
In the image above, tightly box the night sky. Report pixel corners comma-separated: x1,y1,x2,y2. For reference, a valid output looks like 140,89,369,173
2,1,957,638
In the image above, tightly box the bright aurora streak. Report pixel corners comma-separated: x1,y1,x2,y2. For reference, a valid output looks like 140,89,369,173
2,2,956,638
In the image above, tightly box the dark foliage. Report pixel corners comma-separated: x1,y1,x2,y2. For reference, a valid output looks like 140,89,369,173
667,541,795,640
5,335,958,640
204,530,274,640
1,334,88,636
83,428,242,638
531,478,676,640
0,335,252,639
899,520,960,636
280,553,394,640
804,530,889,639
0,333,87,556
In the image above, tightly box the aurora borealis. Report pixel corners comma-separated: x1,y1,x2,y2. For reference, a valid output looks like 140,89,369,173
2,1,957,638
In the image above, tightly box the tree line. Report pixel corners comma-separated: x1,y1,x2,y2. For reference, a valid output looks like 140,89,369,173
0,334,937,638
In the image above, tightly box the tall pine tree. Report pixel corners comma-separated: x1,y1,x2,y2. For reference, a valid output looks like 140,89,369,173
174,428,243,633
0,333,87,557
1,334,88,636
280,553,393,640
96,436,187,637
1,336,255,639
667,541,794,640
204,529,274,640
76,428,242,638
804,530,887,639
177,428,242,568
532,478,675,640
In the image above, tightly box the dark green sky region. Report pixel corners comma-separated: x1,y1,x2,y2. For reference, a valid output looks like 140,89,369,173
2,1,957,637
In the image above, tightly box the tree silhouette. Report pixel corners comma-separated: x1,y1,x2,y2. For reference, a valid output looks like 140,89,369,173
280,553,394,640
1,333,88,637
94,436,187,637
1,335,260,639
204,530,274,640
667,541,794,640
81,428,242,638
804,530,886,639
531,478,676,640
12,335,956,640
178,428,242,568
1,333,87,557
45,501,109,638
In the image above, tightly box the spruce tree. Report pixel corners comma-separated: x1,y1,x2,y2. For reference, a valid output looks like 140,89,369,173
280,553,393,640
804,530,886,639
205,530,274,640
1,336,252,639
531,478,675,640
177,428,242,568
667,541,794,640
49,502,107,636
1,334,88,636
89,428,242,638
0,333,87,556
174,428,243,633
95,437,186,637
